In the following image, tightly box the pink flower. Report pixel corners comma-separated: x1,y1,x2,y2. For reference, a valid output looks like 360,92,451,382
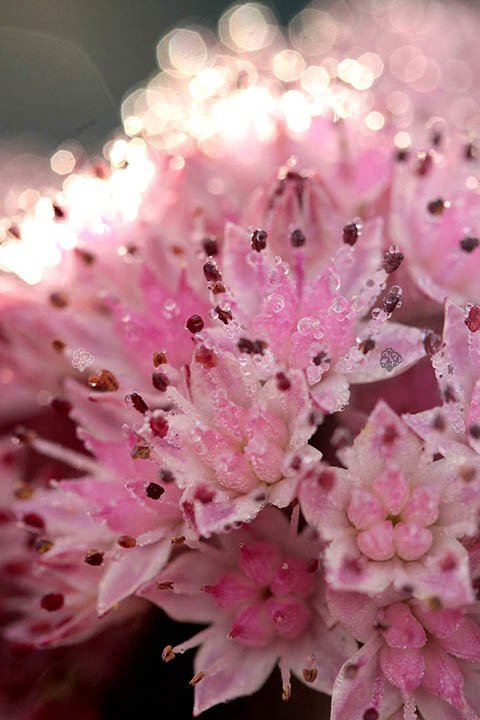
139,507,357,715
406,300,480,458
300,400,480,605
328,590,480,720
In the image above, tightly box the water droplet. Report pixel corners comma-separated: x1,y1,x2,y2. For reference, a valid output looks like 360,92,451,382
266,294,285,313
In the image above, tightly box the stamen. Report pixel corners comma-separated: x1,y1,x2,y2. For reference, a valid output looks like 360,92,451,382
34,538,53,554
202,237,218,256
162,645,175,662
189,671,205,686
153,351,167,367
49,292,68,309
465,306,480,332
84,549,104,566
117,535,137,548
88,370,119,392
342,223,360,246
382,246,404,274
203,259,222,282
290,228,306,247
74,248,95,265
152,372,169,391
146,482,164,499
302,668,317,683
40,593,64,612
427,197,446,216
460,236,479,253
276,372,291,391
250,228,268,252
157,580,174,590
126,393,148,414
131,444,151,459
423,330,442,357
186,315,205,333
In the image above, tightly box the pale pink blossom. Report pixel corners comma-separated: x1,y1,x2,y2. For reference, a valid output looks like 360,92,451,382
300,400,480,605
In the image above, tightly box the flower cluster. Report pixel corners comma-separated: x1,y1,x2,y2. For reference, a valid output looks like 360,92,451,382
2,2,480,718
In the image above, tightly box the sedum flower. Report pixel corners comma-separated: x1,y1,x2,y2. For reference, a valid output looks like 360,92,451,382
300,401,480,606
139,507,357,715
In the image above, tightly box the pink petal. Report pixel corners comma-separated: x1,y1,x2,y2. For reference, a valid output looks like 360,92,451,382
239,541,282,586
422,643,465,710
380,645,425,692
382,603,427,649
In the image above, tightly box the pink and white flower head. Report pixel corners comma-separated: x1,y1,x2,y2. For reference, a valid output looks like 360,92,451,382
139,506,357,715
390,135,480,307
300,400,480,606
406,300,480,458
329,590,480,720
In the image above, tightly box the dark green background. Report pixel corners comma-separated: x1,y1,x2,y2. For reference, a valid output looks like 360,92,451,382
0,0,298,152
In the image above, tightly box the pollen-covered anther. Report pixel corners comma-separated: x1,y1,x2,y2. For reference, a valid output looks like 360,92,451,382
34,538,53,554
215,305,233,324
203,259,222,282
382,286,402,314
149,416,169,438
342,222,360,246
87,369,119,392
186,314,205,334
84,549,104,566
117,535,137,548
162,645,175,662
189,671,206,686
171,535,186,544
465,306,480,332
14,484,34,500
302,668,318,683
382,246,404,274
131,444,151,460
250,228,268,252
358,338,375,354
127,392,148,414
427,197,446,215
290,228,306,247
281,685,291,702
152,351,167,367
416,150,434,176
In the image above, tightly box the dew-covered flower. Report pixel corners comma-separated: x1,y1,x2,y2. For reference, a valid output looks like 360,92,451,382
300,401,480,605
139,507,357,715
328,590,480,720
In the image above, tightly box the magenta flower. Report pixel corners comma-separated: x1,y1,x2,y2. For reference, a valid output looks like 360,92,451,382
139,507,357,715
328,590,480,720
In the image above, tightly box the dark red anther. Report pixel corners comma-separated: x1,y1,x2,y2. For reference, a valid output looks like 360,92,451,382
416,150,433,177
250,228,268,252
276,372,291,391
290,456,302,471
127,392,148,414
382,246,404,274
150,416,169,438
465,306,480,332
50,398,72,415
306,557,319,573
146,482,164,500
363,709,378,720
290,228,306,247
432,414,446,431
152,372,169,392
443,385,456,403
23,513,44,530
203,259,222,282
383,287,401,314
195,344,218,368
431,129,443,148
52,204,65,219
460,236,479,253
117,535,137,548
312,351,328,365
215,305,232,324
423,330,442,357
202,237,218,256
427,198,445,216
237,337,255,354
49,292,68,308
395,149,409,162
211,281,226,294
74,248,95,265
469,425,480,440
194,485,215,503
186,314,204,334
88,369,119,392
52,339,66,353
358,338,375,354
342,223,360,246
84,549,104,566
41,593,64,612
160,469,175,484
465,142,479,161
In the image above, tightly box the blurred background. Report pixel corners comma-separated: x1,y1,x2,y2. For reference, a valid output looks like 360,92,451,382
0,0,297,153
